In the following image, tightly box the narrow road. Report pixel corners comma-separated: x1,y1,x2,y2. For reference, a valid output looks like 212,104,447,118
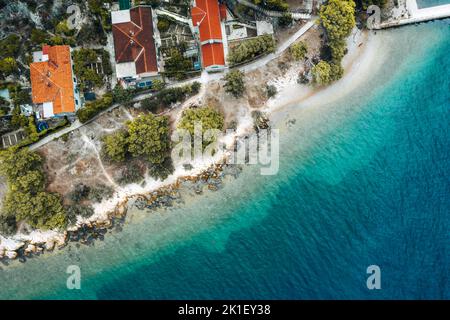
29,19,317,151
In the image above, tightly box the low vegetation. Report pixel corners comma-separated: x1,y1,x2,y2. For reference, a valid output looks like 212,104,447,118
76,93,114,123
227,35,276,66
141,82,201,113
223,70,245,98
290,41,308,61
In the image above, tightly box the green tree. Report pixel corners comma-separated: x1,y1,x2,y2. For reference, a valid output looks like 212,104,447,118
227,35,275,65
157,17,171,33
319,0,356,42
266,84,277,98
178,107,224,140
31,28,49,45
223,70,245,98
55,20,72,36
12,170,45,194
102,130,129,162
290,41,308,61
126,114,171,164
312,61,332,85
329,39,347,62
0,147,42,182
0,34,20,59
0,57,17,76
152,79,165,91
0,148,67,230
73,49,105,91
164,47,192,80
112,85,133,104
278,13,293,28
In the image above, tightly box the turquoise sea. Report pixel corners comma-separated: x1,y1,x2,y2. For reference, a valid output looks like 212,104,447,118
0,21,449,299
417,0,450,8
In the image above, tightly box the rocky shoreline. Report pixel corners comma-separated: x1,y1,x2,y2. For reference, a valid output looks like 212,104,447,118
0,163,243,265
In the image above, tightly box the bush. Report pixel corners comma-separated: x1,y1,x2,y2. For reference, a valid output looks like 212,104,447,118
312,61,332,85
290,41,308,61
66,204,95,225
69,183,114,203
223,70,245,98
178,106,224,137
88,184,114,202
164,47,192,80
117,162,144,185
148,157,174,181
76,93,113,123
0,215,17,236
112,85,133,104
127,114,171,164
69,183,91,202
101,129,129,162
227,35,275,66
157,17,171,33
141,82,201,113
0,34,20,59
279,13,293,28
266,84,277,98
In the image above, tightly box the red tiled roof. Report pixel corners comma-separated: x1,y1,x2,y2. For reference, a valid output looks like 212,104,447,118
201,43,225,67
30,45,75,115
192,0,225,68
219,3,227,21
112,7,158,74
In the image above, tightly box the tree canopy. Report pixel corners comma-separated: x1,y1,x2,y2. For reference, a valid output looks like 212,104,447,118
126,114,171,165
227,35,275,66
312,61,332,85
0,148,67,232
290,41,308,61
178,106,224,141
102,130,129,162
223,70,245,98
320,0,356,42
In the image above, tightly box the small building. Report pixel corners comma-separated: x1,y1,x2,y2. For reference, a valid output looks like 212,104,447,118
111,6,161,87
30,45,81,119
191,0,228,72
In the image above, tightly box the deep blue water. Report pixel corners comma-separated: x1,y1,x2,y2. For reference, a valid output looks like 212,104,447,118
0,22,448,300
81,24,449,299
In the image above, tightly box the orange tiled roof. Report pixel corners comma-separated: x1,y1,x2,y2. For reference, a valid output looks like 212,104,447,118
192,0,225,68
30,45,75,115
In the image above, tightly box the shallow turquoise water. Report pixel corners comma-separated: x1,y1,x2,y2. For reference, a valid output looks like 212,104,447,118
417,0,450,8
0,21,449,299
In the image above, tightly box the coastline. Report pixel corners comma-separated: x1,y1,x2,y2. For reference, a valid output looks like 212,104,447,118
0,27,384,263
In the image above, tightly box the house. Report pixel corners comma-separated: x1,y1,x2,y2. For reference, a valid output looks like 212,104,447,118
191,0,228,72
30,45,80,119
111,6,161,87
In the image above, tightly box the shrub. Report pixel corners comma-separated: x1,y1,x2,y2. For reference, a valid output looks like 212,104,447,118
76,93,113,123
290,41,308,61
266,84,277,98
223,70,245,98
227,35,275,65
127,114,171,165
102,130,129,162
312,61,332,85
117,162,145,185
